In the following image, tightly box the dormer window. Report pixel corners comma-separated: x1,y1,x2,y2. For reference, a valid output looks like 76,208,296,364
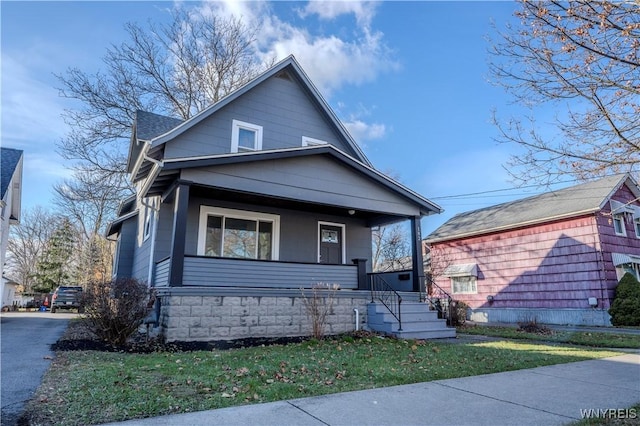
232,120,262,153
302,136,327,147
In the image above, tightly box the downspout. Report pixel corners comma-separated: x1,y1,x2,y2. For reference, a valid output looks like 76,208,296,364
140,153,164,287
141,196,160,286
353,308,360,331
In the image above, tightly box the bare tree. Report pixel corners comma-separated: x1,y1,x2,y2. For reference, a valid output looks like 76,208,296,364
56,8,272,180
5,207,58,291
372,223,412,272
490,1,640,186
53,7,274,281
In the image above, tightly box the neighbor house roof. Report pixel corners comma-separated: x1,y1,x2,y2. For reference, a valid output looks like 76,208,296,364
1,148,23,199
426,174,637,243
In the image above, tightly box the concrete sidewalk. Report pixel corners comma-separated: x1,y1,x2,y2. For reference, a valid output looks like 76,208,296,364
103,353,640,426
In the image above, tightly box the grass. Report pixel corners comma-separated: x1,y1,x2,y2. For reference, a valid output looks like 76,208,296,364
26,334,625,426
458,324,640,349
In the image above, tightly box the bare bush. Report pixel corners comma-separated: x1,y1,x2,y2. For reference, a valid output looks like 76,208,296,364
301,283,340,339
80,278,155,346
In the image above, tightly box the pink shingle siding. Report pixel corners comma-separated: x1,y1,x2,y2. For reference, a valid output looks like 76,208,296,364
432,215,609,310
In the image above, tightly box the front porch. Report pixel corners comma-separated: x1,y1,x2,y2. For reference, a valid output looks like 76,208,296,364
155,255,364,289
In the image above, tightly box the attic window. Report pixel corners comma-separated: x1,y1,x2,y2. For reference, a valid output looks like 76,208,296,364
231,120,263,153
613,214,626,236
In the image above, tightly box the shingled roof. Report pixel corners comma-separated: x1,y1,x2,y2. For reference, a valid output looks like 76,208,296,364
426,174,635,243
135,110,184,141
1,147,23,199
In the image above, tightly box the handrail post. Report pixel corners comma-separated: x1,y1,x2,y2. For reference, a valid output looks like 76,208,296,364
397,296,402,331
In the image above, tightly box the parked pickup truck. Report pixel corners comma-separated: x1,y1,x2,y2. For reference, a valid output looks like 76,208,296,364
51,286,84,313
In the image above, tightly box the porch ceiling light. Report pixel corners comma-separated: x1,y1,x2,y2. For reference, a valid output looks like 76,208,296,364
348,209,355,215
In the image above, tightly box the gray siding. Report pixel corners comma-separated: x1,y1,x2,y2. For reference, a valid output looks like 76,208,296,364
182,256,358,289
155,258,170,287
115,218,137,278
181,156,421,216
163,74,358,160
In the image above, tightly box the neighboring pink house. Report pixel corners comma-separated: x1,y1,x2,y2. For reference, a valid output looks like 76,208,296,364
425,174,640,326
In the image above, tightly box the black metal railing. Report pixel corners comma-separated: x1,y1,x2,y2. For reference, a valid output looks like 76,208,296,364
426,280,453,324
370,274,402,331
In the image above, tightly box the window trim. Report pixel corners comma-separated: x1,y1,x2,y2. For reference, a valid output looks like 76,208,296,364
450,275,477,295
231,120,263,153
613,213,626,236
634,218,640,239
302,136,328,147
197,206,280,260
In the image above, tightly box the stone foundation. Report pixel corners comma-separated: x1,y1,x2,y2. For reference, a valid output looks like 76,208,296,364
156,287,370,342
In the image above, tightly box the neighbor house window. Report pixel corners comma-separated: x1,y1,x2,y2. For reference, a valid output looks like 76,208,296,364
302,136,327,147
613,214,626,236
143,205,153,241
197,206,279,260
443,263,478,295
635,218,640,239
231,120,263,153
451,276,477,295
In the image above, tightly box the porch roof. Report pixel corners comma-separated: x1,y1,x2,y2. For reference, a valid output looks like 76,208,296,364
144,145,442,222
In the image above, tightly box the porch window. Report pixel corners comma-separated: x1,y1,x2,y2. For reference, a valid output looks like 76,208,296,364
198,206,279,260
231,120,263,152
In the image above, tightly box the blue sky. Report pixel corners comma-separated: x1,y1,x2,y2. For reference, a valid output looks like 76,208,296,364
1,0,552,235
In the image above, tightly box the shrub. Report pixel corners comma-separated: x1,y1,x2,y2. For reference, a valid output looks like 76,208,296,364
517,317,553,335
609,273,640,326
449,300,468,326
80,278,155,346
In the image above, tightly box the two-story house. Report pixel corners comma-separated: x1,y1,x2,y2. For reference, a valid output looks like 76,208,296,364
108,56,449,342
425,174,640,326
1,147,24,309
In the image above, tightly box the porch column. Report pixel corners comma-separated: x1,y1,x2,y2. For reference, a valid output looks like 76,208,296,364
168,181,191,287
410,216,426,296
352,258,368,290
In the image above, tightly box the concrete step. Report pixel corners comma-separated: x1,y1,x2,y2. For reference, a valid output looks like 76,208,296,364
367,301,456,340
394,328,457,339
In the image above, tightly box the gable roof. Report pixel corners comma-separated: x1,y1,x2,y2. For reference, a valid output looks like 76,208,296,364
1,148,23,199
130,55,370,173
426,174,637,243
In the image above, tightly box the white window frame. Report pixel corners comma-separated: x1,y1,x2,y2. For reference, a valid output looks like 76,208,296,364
302,136,327,147
231,120,263,153
142,203,153,241
613,213,626,236
450,275,477,295
112,235,121,278
197,206,280,260
317,221,346,264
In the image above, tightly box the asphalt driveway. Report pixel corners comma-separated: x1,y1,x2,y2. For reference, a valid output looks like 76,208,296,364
1,312,75,425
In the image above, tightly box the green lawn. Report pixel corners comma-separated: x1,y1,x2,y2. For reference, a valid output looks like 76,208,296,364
26,334,624,426
458,324,640,348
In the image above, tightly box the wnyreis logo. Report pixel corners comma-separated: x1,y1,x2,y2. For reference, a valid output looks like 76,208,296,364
580,408,637,419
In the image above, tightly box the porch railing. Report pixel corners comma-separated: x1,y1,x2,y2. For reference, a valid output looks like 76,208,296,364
426,280,453,324
370,273,402,331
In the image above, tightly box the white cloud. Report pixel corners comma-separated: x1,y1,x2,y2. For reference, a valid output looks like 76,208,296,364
344,119,387,146
300,1,380,28
194,0,398,96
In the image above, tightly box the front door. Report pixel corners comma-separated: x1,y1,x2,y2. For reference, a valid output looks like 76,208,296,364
319,223,344,264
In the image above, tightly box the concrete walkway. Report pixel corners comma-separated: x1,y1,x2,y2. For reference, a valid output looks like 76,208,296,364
103,353,640,426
